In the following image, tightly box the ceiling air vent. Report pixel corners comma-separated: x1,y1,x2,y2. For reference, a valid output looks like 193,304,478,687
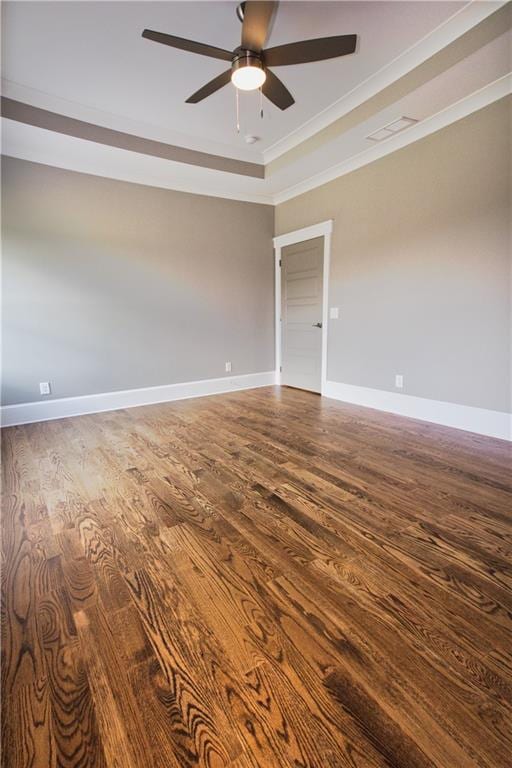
366,116,418,142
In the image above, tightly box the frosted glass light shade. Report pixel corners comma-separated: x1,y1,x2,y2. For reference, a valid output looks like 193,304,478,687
231,65,266,91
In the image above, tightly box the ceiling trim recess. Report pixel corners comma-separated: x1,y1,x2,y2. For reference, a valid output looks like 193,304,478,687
0,118,274,205
2,1,505,175
0,97,264,179
272,74,512,204
0,77,261,165
3,75,510,207
5,3,508,187
262,0,508,164
266,3,512,176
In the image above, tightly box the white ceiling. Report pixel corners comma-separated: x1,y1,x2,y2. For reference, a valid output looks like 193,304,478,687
2,1,468,160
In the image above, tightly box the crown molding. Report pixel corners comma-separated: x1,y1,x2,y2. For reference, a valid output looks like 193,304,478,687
2,75,509,207
263,0,508,164
0,118,274,205
272,74,512,205
1,96,263,178
0,77,263,165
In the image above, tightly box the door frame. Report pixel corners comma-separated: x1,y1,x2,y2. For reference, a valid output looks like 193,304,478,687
273,219,333,395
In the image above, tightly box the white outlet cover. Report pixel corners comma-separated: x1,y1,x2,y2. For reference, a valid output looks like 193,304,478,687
39,381,51,395
329,307,339,319
395,374,404,389
225,362,232,373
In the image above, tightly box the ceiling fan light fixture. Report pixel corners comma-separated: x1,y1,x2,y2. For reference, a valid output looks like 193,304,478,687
143,2,357,110
231,52,266,91
232,65,266,90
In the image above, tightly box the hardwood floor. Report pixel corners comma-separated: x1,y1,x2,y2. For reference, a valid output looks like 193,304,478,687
1,385,511,767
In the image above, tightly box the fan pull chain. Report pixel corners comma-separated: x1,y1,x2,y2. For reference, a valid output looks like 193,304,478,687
236,88,240,133
260,86,263,119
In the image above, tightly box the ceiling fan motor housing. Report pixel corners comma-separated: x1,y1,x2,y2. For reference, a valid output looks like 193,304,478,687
232,49,264,73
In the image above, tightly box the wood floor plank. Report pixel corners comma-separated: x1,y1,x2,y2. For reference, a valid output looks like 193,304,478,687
73,605,159,768
1,492,47,699
2,386,511,767
2,680,56,768
120,565,244,767
37,588,106,767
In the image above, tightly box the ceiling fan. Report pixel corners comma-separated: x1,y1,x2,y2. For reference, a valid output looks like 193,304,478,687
142,1,357,111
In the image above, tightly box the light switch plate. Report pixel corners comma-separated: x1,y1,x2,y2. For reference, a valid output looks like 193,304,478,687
329,307,339,319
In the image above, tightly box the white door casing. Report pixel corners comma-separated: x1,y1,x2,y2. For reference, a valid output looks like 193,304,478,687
273,220,333,395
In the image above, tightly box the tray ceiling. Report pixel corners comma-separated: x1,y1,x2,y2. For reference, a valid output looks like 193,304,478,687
2,1,467,160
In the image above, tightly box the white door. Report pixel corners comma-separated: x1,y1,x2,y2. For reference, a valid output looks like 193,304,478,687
281,236,323,393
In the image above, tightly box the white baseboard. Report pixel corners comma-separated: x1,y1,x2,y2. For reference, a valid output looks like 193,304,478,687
0,371,277,427
323,380,511,441
3,374,509,440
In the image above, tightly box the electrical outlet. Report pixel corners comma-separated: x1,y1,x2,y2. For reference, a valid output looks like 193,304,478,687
39,381,51,396
395,374,404,389
225,362,232,373
329,307,339,320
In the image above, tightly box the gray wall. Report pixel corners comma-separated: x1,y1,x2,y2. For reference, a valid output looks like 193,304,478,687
1,158,274,405
275,97,512,414
3,98,511,414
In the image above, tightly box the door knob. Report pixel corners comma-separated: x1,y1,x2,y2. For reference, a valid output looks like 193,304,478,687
312,322,323,328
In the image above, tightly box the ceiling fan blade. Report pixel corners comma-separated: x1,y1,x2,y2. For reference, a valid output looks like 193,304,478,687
185,69,232,103
264,34,357,66
142,29,232,62
262,69,294,110
241,1,277,53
